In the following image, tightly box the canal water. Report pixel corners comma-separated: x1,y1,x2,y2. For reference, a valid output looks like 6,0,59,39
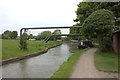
2,42,78,78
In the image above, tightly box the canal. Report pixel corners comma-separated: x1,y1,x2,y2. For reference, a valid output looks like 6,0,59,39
2,42,78,78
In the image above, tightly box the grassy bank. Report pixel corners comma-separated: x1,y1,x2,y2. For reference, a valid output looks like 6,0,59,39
94,49,118,73
2,39,61,60
51,48,89,78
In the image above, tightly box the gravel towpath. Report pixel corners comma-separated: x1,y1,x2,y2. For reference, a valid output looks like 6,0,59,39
70,48,118,78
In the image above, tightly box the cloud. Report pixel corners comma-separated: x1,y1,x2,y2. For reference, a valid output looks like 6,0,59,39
0,0,83,35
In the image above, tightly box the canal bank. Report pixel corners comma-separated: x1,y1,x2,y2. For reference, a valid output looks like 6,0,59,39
2,42,79,78
2,43,62,65
51,48,89,78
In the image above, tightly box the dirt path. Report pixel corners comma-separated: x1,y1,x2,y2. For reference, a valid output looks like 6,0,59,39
70,48,118,78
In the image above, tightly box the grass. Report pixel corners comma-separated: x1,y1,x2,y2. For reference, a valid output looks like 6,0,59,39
2,39,61,60
51,48,89,78
94,49,118,73
0,39,2,59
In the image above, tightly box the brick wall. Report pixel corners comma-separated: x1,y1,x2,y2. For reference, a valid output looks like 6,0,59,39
118,32,120,54
113,31,120,54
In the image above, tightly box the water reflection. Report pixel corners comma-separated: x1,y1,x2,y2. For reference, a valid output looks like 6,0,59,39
2,43,78,78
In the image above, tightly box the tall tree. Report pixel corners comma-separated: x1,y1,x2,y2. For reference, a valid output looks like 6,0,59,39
2,30,11,39
23,33,29,40
2,30,18,39
28,34,34,39
71,2,120,37
9,31,18,39
37,31,51,40
75,2,119,27
20,33,28,50
52,29,61,40
82,9,114,52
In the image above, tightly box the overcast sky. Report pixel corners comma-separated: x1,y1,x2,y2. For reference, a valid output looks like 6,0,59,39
0,0,83,36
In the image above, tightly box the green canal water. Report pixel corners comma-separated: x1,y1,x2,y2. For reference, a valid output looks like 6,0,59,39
2,42,78,78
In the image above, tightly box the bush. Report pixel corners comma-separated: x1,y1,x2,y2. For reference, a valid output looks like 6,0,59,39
98,37,112,52
20,33,27,50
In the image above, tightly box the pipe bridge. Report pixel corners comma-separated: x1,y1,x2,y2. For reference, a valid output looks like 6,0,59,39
51,34,81,36
20,26,82,42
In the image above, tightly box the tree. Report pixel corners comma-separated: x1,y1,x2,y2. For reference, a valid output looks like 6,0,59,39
28,34,34,39
9,31,18,39
75,2,119,27
82,9,115,52
52,29,61,40
37,31,51,40
71,2,120,36
2,30,11,39
19,33,28,50
33,36,37,39
2,30,18,39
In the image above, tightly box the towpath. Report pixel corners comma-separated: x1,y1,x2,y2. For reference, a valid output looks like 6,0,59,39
70,48,118,78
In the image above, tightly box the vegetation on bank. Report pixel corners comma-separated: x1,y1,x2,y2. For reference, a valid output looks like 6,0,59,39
70,2,119,40
51,48,89,78
94,49,118,73
82,9,114,52
2,39,61,60
69,2,119,53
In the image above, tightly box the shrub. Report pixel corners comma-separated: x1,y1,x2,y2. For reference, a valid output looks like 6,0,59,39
20,33,27,50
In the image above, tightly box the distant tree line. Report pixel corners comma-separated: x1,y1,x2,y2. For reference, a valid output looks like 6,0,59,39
18,29,62,41
36,29,61,41
1,29,62,40
21,33,37,40
2,30,18,39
